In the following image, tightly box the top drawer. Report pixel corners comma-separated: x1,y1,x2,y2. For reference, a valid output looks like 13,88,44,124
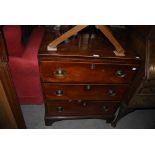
39,61,139,83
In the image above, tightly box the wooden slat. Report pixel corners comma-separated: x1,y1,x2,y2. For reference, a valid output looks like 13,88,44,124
47,25,88,50
47,25,125,56
96,25,125,56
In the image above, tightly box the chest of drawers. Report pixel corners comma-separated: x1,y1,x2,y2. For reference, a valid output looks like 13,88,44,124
38,28,141,126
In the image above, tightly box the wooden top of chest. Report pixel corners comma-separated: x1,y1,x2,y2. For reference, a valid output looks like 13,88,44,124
39,27,141,63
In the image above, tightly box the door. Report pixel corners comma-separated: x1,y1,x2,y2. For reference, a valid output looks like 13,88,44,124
0,30,26,128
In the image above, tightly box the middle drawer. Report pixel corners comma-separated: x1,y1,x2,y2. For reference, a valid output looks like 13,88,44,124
42,83,128,101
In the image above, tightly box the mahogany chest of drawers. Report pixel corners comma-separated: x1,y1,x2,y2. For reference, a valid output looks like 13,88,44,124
38,27,141,126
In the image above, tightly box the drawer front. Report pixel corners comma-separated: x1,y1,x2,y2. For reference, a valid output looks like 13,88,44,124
43,84,128,101
46,100,119,116
40,61,138,83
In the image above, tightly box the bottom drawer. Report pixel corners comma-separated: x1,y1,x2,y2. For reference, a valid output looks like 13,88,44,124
46,100,119,117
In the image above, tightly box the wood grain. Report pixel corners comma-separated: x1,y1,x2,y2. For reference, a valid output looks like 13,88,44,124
40,61,139,83
43,83,128,100
0,79,17,128
0,30,25,128
46,100,119,116
38,26,142,126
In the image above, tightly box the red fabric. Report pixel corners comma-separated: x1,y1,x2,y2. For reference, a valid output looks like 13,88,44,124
3,26,24,56
3,26,45,104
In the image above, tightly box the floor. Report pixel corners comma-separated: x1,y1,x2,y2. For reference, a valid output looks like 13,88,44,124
21,105,155,129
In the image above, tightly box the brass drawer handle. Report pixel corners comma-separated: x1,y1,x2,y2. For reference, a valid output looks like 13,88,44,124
85,85,91,91
108,89,116,96
90,64,96,70
56,106,64,112
54,68,65,77
116,69,126,78
102,105,109,112
82,102,87,107
55,90,64,96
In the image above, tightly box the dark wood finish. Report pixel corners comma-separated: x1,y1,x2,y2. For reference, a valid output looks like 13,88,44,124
39,26,141,126
0,30,26,128
45,115,115,126
46,100,119,117
43,83,128,100
45,100,117,126
40,61,139,83
39,29,140,59
112,26,155,125
127,26,155,109
47,25,125,56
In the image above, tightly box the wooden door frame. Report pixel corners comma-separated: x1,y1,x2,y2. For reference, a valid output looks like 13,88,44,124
0,29,26,129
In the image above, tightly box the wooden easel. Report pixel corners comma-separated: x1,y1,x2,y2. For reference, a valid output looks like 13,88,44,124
47,25,125,56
